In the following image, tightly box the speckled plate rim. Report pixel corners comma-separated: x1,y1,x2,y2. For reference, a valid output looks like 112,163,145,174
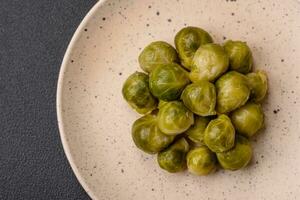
56,1,105,199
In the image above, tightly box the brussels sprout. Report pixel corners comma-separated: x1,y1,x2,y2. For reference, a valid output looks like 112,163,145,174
149,63,190,101
158,101,194,135
231,102,264,138
132,114,175,154
157,138,189,173
181,81,216,116
216,135,252,170
216,71,250,114
175,27,213,70
246,71,268,102
224,40,253,74
204,114,235,153
190,43,229,82
122,72,157,114
138,41,179,73
185,116,210,145
187,146,217,175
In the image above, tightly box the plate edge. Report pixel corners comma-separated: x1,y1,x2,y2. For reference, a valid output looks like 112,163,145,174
56,1,107,200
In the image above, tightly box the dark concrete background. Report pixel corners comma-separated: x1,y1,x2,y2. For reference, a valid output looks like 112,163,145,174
0,0,98,199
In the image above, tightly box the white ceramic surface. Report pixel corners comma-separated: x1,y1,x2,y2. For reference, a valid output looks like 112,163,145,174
57,0,300,199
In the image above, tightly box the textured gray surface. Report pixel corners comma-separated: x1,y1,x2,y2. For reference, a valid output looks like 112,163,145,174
0,0,97,199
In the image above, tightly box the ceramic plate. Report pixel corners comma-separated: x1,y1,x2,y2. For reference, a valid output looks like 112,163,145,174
57,0,300,199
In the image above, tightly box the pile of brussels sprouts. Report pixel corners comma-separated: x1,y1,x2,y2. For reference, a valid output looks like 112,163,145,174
122,26,268,175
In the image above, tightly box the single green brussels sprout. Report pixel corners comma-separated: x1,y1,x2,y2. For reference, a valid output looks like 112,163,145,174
187,146,217,175
138,41,179,73
204,114,235,153
185,116,210,145
175,27,213,70
149,63,190,101
224,40,253,74
190,43,229,82
246,71,268,102
181,81,216,116
131,114,175,154
122,72,157,114
216,71,250,114
216,135,252,170
158,101,194,135
231,102,264,138
157,138,189,173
